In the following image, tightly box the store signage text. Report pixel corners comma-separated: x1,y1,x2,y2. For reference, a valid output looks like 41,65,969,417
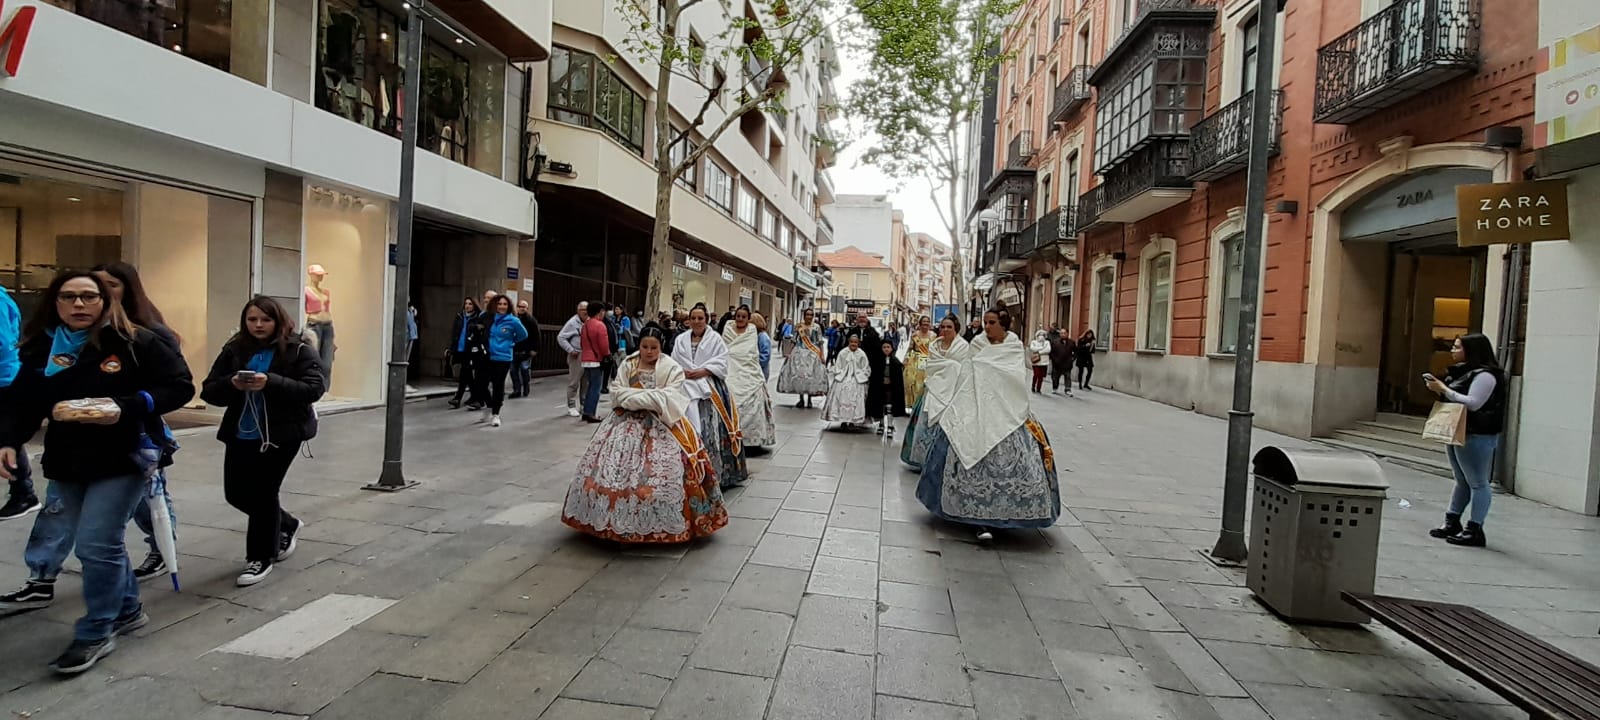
1396,189,1433,208
720,268,735,282
1455,179,1571,247
0,0,37,78
683,255,704,272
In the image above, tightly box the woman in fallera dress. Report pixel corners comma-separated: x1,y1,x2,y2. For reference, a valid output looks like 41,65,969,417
671,304,748,489
822,334,871,429
902,315,935,409
722,305,776,453
916,309,1060,542
902,315,971,470
562,329,728,543
776,308,829,408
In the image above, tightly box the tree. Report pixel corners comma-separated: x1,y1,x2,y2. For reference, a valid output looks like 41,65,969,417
846,0,1017,309
615,0,837,314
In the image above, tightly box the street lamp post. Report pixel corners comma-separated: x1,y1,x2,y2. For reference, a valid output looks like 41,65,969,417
1211,0,1282,561
366,0,427,492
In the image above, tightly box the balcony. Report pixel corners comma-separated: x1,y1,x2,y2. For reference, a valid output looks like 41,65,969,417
817,214,835,246
816,122,839,168
816,169,836,205
1077,185,1114,232
1050,66,1094,123
1189,91,1283,182
1105,0,1219,63
1007,131,1038,168
1313,0,1482,124
1032,204,1079,248
1097,139,1194,223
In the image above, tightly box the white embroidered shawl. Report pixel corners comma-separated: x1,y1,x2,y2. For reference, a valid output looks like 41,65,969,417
921,335,973,428
670,328,729,403
612,353,691,426
721,323,766,408
938,331,1031,468
831,346,870,384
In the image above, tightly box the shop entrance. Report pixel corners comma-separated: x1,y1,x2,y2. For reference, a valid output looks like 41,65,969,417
1377,238,1486,416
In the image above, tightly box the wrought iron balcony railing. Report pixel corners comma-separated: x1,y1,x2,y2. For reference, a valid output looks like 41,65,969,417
1050,66,1094,123
1107,0,1219,60
1034,204,1079,246
1077,185,1112,231
1102,139,1193,210
1007,130,1037,168
1313,0,1482,124
1189,90,1283,182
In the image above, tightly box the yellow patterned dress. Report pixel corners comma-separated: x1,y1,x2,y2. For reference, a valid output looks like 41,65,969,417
902,332,934,409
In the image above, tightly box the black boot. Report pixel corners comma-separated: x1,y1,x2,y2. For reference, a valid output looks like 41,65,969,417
1428,512,1462,539
1446,521,1486,547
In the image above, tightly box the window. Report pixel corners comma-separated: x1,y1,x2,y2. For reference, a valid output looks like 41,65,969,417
1218,234,1244,354
1092,26,1208,170
713,65,728,107
1095,267,1115,349
854,272,871,299
779,222,792,255
1143,253,1172,351
1077,22,1091,66
689,34,706,80
549,46,645,155
670,134,699,191
761,204,777,242
1121,0,1138,29
737,183,759,228
1065,151,1080,201
1240,13,1260,97
706,162,734,211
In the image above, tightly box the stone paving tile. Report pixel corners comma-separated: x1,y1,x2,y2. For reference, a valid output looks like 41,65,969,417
1197,638,1305,686
819,527,881,561
1091,586,1185,632
653,668,775,720
313,673,455,720
1145,631,1249,698
194,706,310,720
1169,606,1319,648
806,556,879,600
724,563,809,615
687,607,794,678
173,629,412,717
731,496,784,520
482,563,598,617
952,613,1058,679
792,593,877,655
782,490,837,514
769,509,830,538
712,518,771,546
970,669,1080,720
538,699,653,720
560,657,672,708
627,578,731,633
768,646,875,720
875,696,977,720
671,541,756,583
745,480,796,499
876,627,972,707
382,607,532,683
1036,619,1131,656
750,533,822,570
880,519,941,550
878,545,945,586
431,648,585,719
597,625,699,679
828,504,882,532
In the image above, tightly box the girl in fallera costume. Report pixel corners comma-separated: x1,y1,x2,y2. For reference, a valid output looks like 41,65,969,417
902,315,971,471
671,304,748,490
723,305,777,452
776,308,830,408
562,329,729,543
902,315,935,409
916,309,1060,542
822,334,871,429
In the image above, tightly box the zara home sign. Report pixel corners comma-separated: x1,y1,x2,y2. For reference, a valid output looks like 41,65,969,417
1455,178,1571,247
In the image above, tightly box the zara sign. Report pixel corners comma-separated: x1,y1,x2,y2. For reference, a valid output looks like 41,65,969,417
1455,179,1572,247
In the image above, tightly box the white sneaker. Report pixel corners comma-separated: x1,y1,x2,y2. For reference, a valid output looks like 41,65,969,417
490,415,501,427
236,561,272,587
976,530,994,542
566,407,579,417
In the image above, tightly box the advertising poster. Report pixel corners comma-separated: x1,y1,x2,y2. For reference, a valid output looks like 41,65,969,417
1535,0,1600,147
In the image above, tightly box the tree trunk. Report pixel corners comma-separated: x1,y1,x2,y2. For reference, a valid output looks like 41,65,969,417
644,5,680,316
946,157,967,308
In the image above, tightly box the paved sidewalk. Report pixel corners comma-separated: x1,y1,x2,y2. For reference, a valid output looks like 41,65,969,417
0,371,1593,719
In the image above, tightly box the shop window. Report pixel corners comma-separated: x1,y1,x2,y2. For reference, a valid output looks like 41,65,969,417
706,162,734,212
737,183,759,229
318,0,472,164
1218,234,1244,354
58,0,237,73
546,46,645,155
671,134,699,191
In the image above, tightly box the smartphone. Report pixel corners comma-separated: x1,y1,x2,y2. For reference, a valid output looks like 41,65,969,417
1421,373,1437,383
235,370,259,381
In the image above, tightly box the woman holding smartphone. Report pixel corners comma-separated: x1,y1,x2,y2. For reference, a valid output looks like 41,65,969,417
201,297,325,586
1423,333,1506,547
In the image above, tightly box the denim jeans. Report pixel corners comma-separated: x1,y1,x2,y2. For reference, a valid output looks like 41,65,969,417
6,446,33,498
26,473,173,580
1446,433,1498,526
308,321,335,386
581,366,606,417
512,358,532,396
52,474,145,642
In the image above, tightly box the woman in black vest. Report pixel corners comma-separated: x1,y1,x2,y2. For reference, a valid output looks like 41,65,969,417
1423,333,1506,547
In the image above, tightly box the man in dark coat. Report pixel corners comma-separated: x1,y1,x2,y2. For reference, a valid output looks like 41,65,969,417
845,314,883,379
1048,326,1075,396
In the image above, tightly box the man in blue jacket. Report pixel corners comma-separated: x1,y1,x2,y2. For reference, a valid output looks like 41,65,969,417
0,284,39,521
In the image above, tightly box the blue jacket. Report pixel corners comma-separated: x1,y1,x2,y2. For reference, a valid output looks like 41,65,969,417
0,285,19,388
486,312,530,361
757,331,772,378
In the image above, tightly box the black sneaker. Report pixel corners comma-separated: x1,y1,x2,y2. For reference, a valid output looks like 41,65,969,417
133,553,168,583
0,579,54,612
236,560,272,587
49,637,116,675
277,520,302,562
447,398,462,409
112,609,149,637
0,493,41,521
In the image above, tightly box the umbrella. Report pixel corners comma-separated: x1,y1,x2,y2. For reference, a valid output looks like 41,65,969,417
147,469,180,592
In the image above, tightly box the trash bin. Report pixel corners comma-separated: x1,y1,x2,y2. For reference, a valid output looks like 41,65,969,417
1246,446,1388,624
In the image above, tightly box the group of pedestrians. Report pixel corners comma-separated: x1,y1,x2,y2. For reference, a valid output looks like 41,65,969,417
0,267,325,675
446,291,538,427
1027,325,1096,394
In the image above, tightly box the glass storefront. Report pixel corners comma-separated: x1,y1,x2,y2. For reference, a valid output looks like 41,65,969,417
0,159,253,405
43,0,268,82
302,185,391,403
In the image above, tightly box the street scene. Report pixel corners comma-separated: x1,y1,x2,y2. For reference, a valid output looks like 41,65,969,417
3,0,1600,717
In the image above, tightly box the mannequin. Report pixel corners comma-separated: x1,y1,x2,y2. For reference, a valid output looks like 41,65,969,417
305,264,335,386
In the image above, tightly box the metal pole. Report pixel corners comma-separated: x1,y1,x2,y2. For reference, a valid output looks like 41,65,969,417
1211,0,1279,562
367,0,426,492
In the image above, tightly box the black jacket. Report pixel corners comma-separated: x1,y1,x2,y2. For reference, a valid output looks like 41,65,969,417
1048,336,1076,366
449,311,489,357
1445,363,1507,436
1075,338,1096,366
867,355,906,419
201,338,326,444
514,313,540,355
0,326,195,483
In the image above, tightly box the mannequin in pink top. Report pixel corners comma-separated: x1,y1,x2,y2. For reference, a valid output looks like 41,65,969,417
305,264,335,385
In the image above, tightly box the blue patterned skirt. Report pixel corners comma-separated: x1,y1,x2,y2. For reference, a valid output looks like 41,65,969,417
900,394,934,470
915,419,1060,529
697,376,749,490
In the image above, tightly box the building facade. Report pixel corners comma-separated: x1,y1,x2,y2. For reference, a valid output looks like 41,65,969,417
528,1,838,359
817,246,894,324
0,0,548,408
971,0,1599,513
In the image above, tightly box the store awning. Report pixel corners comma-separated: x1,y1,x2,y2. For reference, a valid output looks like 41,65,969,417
973,273,997,293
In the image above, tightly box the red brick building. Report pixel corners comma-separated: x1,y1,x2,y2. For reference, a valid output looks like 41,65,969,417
979,0,1535,442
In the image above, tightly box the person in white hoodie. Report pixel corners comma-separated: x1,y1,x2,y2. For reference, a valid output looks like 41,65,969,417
556,301,589,417
916,309,1060,542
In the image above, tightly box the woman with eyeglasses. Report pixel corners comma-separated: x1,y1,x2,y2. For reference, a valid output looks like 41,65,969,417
0,271,194,675
916,308,1060,543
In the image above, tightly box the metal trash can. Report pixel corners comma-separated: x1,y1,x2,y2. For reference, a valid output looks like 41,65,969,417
1246,446,1388,624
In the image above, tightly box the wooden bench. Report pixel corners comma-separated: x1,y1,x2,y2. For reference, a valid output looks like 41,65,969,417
1342,592,1600,720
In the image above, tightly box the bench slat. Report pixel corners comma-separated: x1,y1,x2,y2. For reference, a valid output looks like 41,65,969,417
1345,593,1600,720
